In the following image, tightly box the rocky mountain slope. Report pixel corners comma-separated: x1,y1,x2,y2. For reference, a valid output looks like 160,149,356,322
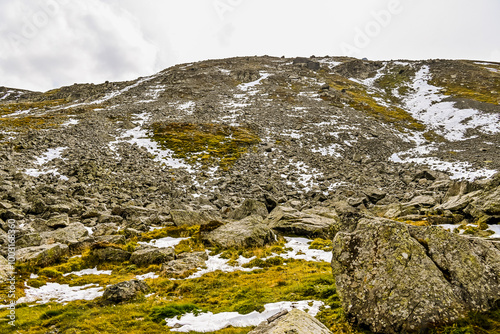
1,56,500,333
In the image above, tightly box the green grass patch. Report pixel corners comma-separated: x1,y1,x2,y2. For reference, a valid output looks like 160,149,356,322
150,122,260,169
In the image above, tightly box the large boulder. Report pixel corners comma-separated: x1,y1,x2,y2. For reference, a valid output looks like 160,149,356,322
161,251,208,277
129,247,175,266
102,280,150,304
204,215,275,249
249,309,332,334
40,222,89,245
230,199,269,220
90,246,131,263
170,209,222,227
16,243,69,267
331,218,500,333
265,206,337,238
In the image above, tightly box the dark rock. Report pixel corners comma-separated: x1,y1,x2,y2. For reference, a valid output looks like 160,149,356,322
230,199,269,220
102,280,150,304
130,247,175,266
91,246,131,263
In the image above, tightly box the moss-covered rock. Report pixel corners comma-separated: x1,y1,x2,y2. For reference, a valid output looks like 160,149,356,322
332,218,500,333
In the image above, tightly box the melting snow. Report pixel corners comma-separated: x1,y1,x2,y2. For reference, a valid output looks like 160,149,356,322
17,282,104,305
280,237,333,263
186,253,259,279
136,272,160,280
138,237,188,248
34,147,67,165
390,153,496,181
311,144,343,158
166,300,325,332
62,267,112,277
404,65,500,141
109,112,193,172
61,118,79,126
238,72,270,93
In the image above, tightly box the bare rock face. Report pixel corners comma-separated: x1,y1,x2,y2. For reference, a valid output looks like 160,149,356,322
331,218,500,333
248,309,332,334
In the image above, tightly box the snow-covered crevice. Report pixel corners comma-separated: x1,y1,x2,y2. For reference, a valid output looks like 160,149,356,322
404,65,500,141
166,300,325,332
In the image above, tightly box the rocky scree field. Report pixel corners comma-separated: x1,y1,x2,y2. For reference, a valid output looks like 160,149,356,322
0,55,499,333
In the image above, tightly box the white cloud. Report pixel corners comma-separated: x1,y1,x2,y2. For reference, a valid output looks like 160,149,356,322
0,0,498,92
0,0,158,91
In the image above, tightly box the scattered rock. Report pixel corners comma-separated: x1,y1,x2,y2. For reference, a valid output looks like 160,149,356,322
170,209,222,227
0,255,12,283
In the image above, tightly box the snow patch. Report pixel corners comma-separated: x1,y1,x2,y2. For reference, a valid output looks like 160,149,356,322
166,300,325,332
136,272,160,280
63,267,112,277
404,65,500,141
138,237,188,248
109,112,193,172
17,282,104,305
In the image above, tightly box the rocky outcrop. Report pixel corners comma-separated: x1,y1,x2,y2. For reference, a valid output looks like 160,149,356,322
16,243,69,267
102,280,150,304
248,309,332,334
129,247,175,266
266,206,337,238
204,215,275,248
331,218,500,333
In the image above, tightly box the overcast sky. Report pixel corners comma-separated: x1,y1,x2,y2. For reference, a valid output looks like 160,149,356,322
1,0,499,92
